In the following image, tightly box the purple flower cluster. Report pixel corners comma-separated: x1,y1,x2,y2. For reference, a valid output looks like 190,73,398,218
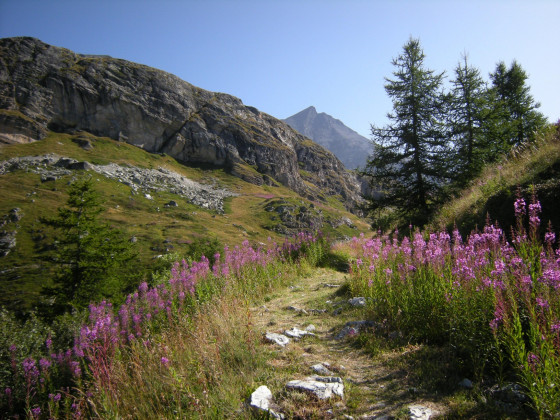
348,198,560,404
5,232,323,418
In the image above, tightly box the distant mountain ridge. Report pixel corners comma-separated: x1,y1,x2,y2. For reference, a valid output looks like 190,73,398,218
283,106,372,170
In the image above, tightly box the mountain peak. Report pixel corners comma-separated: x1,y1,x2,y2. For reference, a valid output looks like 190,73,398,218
283,108,372,170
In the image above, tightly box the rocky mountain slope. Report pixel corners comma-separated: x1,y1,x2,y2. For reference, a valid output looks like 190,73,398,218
284,106,372,170
0,37,362,212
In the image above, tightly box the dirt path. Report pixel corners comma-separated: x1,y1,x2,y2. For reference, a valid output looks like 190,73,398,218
249,267,446,420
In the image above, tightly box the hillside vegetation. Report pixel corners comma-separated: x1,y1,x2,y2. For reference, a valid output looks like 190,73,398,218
0,130,368,313
431,123,560,235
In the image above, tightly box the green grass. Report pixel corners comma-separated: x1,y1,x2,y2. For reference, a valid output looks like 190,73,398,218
0,131,369,313
431,124,560,234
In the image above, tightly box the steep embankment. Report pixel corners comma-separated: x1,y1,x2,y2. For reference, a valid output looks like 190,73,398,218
0,131,369,313
431,124,560,235
0,37,362,212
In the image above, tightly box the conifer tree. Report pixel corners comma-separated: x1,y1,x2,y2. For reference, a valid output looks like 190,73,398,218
41,177,139,313
448,54,489,184
487,61,547,150
365,38,449,226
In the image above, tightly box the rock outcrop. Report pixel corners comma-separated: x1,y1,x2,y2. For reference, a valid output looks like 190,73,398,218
0,37,363,212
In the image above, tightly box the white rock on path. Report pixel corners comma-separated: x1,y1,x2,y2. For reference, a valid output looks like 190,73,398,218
250,386,285,419
285,327,315,339
286,376,344,399
265,332,290,347
409,404,433,420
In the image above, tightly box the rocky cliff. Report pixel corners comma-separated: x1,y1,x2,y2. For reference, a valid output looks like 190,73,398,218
284,106,372,170
0,37,362,211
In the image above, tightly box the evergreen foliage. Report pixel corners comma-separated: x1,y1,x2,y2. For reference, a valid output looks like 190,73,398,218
365,38,449,226
41,177,140,313
487,60,547,150
365,40,548,229
448,54,490,183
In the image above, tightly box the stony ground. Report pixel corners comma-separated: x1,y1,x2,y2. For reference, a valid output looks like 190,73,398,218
248,267,448,420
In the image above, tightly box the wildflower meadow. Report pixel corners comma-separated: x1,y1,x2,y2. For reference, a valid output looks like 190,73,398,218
1,232,328,419
348,196,560,417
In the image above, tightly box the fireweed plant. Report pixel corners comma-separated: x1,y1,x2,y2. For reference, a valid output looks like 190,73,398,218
348,196,559,417
1,232,329,418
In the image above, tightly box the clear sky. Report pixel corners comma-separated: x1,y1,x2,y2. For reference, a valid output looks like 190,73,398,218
1,0,558,137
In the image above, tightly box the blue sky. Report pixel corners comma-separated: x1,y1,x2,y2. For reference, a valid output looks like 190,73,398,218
1,0,558,137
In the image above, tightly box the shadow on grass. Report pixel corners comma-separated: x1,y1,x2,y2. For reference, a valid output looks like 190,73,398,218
345,333,535,419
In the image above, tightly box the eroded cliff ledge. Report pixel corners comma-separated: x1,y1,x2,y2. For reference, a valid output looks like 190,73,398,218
0,37,363,212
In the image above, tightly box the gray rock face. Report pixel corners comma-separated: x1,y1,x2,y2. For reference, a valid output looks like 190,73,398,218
284,106,372,170
0,37,363,212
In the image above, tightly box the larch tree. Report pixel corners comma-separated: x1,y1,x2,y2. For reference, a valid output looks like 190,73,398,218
448,54,490,184
365,38,449,227
487,61,547,152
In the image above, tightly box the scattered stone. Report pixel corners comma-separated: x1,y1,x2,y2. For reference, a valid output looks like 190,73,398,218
249,385,285,419
0,155,237,212
409,404,433,420
164,200,178,207
458,378,473,389
129,236,138,243
285,327,315,339
144,193,153,200
9,208,23,222
0,231,17,257
311,363,334,376
305,324,316,332
286,376,344,399
335,320,377,340
323,283,340,288
287,305,308,315
348,297,366,307
308,308,327,314
265,332,290,347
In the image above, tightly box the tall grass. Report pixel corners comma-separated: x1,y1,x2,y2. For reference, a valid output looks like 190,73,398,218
348,196,559,418
1,232,330,419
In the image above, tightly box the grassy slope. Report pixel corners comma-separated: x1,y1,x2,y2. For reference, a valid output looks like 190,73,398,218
0,131,370,312
431,124,560,235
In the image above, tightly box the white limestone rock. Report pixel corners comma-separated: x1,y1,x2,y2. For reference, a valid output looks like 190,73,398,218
265,332,290,347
